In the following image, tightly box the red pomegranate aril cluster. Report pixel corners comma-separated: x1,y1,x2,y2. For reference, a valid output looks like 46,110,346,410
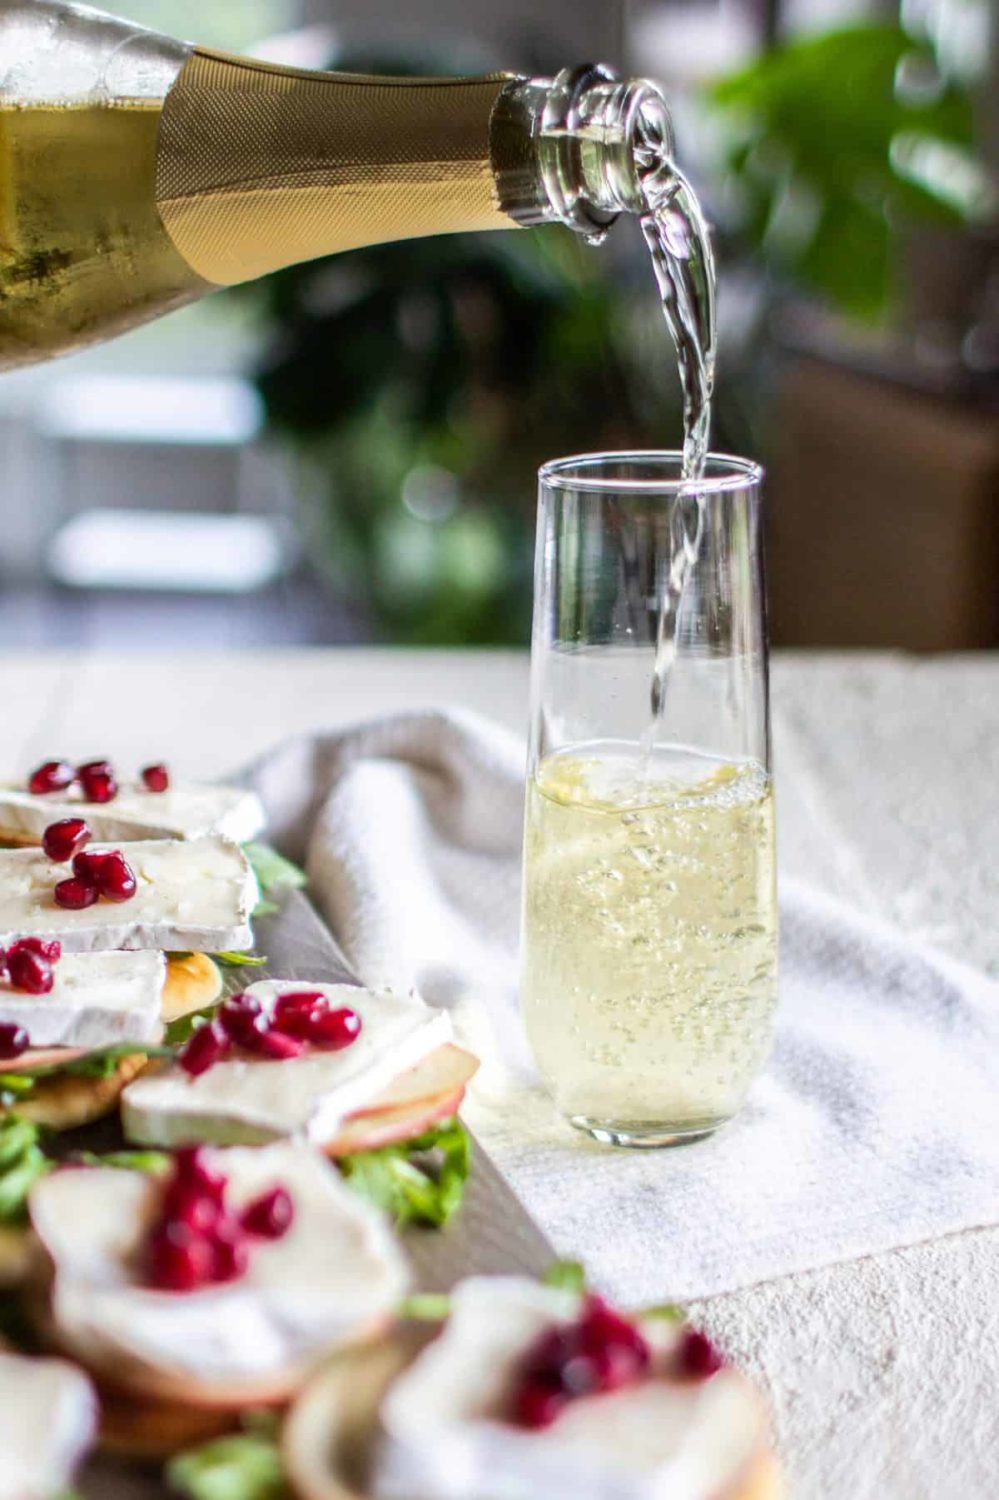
178,991,362,1077
510,1296,652,1430
144,1147,294,1293
0,936,63,998
53,847,137,911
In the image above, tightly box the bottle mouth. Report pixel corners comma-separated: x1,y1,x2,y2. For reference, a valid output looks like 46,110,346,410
538,65,676,241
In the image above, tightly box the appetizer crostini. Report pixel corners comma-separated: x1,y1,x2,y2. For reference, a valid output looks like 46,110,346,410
0,823,258,1129
28,1143,409,1415
0,758,264,845
0,1346,97,1499
123,981,479,1157
284,1275,781,1500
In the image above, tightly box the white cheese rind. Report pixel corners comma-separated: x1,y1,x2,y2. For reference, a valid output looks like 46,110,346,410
0,779,264,844
122,982,453,1147
0,837,257,954
29,1144,409,1389
0,950,166,1047
376,1278,765,1500
0,1351,97,1500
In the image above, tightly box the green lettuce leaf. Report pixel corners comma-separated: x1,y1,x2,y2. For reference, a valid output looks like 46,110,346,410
243,843,307,898
340,1116,470,1228
0,1116,51,1223
168,1432,289,1500
542,1259,586,1295
214,951,268,969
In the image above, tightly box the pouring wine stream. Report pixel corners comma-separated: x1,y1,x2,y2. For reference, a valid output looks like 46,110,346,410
636,151,717,756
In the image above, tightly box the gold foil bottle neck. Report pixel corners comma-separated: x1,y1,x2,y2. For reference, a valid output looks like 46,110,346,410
156,50,513,286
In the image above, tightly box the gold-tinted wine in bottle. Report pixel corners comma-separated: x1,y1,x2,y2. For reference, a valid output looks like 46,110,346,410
0,0,677,368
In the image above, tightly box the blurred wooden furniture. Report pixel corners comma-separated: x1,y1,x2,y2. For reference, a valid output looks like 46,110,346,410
767,356,999,649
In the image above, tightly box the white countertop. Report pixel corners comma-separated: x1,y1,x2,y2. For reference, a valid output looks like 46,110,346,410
2,646,996,1498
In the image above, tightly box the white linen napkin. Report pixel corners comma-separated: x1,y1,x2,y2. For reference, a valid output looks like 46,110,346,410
245,709,999,1304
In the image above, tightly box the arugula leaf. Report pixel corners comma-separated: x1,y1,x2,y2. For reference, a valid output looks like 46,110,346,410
165,1007,219,1047
12,1043,173,1083
542,1260,586,1295
0,1073,37,1104
399,1292,451,1321
0,1116,51,1223
168,1432,289,1500
214,951,268,969
243,842,307,896
252,900,280,920
340,1117,470,1228
643,1302,685,1323
70,1149,171,1174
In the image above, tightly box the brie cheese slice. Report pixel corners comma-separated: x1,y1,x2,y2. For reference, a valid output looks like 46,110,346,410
122,982,453,1147
0,1351,97,1500
0,950,166,1048
376,1278,766,1500
0,836,257,954
29,1144,409,1392
0,779,264,844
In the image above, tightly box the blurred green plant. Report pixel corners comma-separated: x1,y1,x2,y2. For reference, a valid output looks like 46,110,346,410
248,217,661,644
707,23,991,320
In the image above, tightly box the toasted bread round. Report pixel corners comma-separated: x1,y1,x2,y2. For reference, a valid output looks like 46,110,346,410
1,1054,147,1131
162,953,223,1022
284,1325,781,1500
97,1382,240,1458
0,1223,34,1289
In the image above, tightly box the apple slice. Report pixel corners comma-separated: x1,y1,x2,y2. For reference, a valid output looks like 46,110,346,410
322,1045,478,1157
0,1046,90,1073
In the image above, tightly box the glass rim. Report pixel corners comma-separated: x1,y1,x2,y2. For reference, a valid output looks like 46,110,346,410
538,450,764,496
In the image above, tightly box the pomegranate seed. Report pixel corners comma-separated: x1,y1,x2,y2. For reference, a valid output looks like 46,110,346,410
6,948,54,995
54,876,99,911
95,851,136,903
162,1186,222,1236
307,1006,362,1051
178,1021,231,1077
218,997,267,1048
42,818,91,863
0,949,5,976
206,1217,249,1283
677,1329,725,1380
242,1187,294,1240
0,1023,29,1059
272,990,326,1017
146,1222,214,1292
271,999,328,1041
8,937,61,964
78,761,118,804
28,760,75,796
141,763,170,793
72,851,109,884
174,1146,227,1202
514,1382,565,1429
249,1028,305,1060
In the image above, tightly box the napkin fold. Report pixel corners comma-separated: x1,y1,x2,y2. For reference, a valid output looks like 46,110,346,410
245,709,999,1302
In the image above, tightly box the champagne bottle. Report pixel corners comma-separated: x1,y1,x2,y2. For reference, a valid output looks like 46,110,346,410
0,0,676,369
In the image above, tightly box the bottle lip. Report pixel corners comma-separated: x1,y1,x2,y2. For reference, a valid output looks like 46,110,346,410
538,63,621,241
538,451,765,495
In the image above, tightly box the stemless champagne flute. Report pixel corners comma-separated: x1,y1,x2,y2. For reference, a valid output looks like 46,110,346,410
520,452,777,1147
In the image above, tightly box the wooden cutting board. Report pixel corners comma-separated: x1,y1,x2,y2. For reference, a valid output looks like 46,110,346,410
74,888,553,1496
